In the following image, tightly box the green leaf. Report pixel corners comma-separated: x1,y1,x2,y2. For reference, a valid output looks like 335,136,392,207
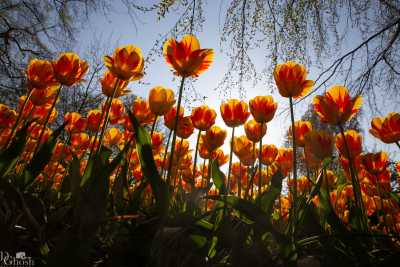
0,122,30,178
258,170,283,215
60,155,81,198
127,109,168,216
211,160,227,194
23,122,65,187
190,234,207,248
113,158,129,212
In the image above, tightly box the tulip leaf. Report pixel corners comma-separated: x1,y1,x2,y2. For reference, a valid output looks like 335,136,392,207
127,109,168,216
60,155,81,198
257,170,283,216
23,122,65,187
211,160,227,195
0,122,30,178
113,158,129,212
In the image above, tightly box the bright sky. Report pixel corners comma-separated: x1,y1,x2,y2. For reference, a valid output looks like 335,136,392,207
77,1,399,162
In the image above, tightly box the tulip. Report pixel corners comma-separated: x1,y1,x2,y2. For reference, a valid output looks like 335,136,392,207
211,149,229,167
304,130,334,160
52,52,88,86
369,112,400,147
249,95,278,123
273,61,314,99
64,112,87,133
30,87,58,106
244,119,266,143
164,106,184,130
202,125,227,152
87,109,102,132
261,144,278,165
244,119,267,199
314,85,365,228
131,98,155,126
220,99,250,128
26,59,58,90
360,152,388,175
108,99,125,125
104,45,144,81
335,130,362,159
0,104,16,129
313,85,362,126
276,148,293,177
148,86,176,135
176,116,194,139
163,35,213,187
190,105,217,179
232,135,253,160
100,71,129,98
148,86,176,116
191,105,217,131
163,35,214,78
274,61,313,220
104,128,123,148
288,121,312,147
220,99,250,191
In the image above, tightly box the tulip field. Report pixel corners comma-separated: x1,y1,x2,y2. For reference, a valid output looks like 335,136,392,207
1,35,400,267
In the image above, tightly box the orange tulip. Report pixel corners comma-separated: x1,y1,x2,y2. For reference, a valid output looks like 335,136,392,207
304,130,334,160
164,106,184,130
100,71,129,98
52,52,88,86
87,109,102,132
220,99,250,127
261,144,278,165
151,132,164,149
313,85,362,125
202,125,227,152
104,128,123,147
64,112,87,133
30,87,58,106
0,104,16,129
232,135,253,159
70,132,90,152
198,137,211,159
107,98,125,124
174,139,190,159
273,61,314,99
211,149,229,166
176,116,194,139
239,148,258,166
131,98,155,126
288,120,312,147
190,105,217,131
32,105,58,124
249,95,278,123
26,59,58,89
335,130,362,159
369,112,400,144
276,148,293,176
163,35,214,77
304,145,322,170
244,119,266,143
360,152,388,175
148,86,175,116
104,45,144,81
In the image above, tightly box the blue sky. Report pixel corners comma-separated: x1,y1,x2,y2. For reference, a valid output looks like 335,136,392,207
77,1,399,162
